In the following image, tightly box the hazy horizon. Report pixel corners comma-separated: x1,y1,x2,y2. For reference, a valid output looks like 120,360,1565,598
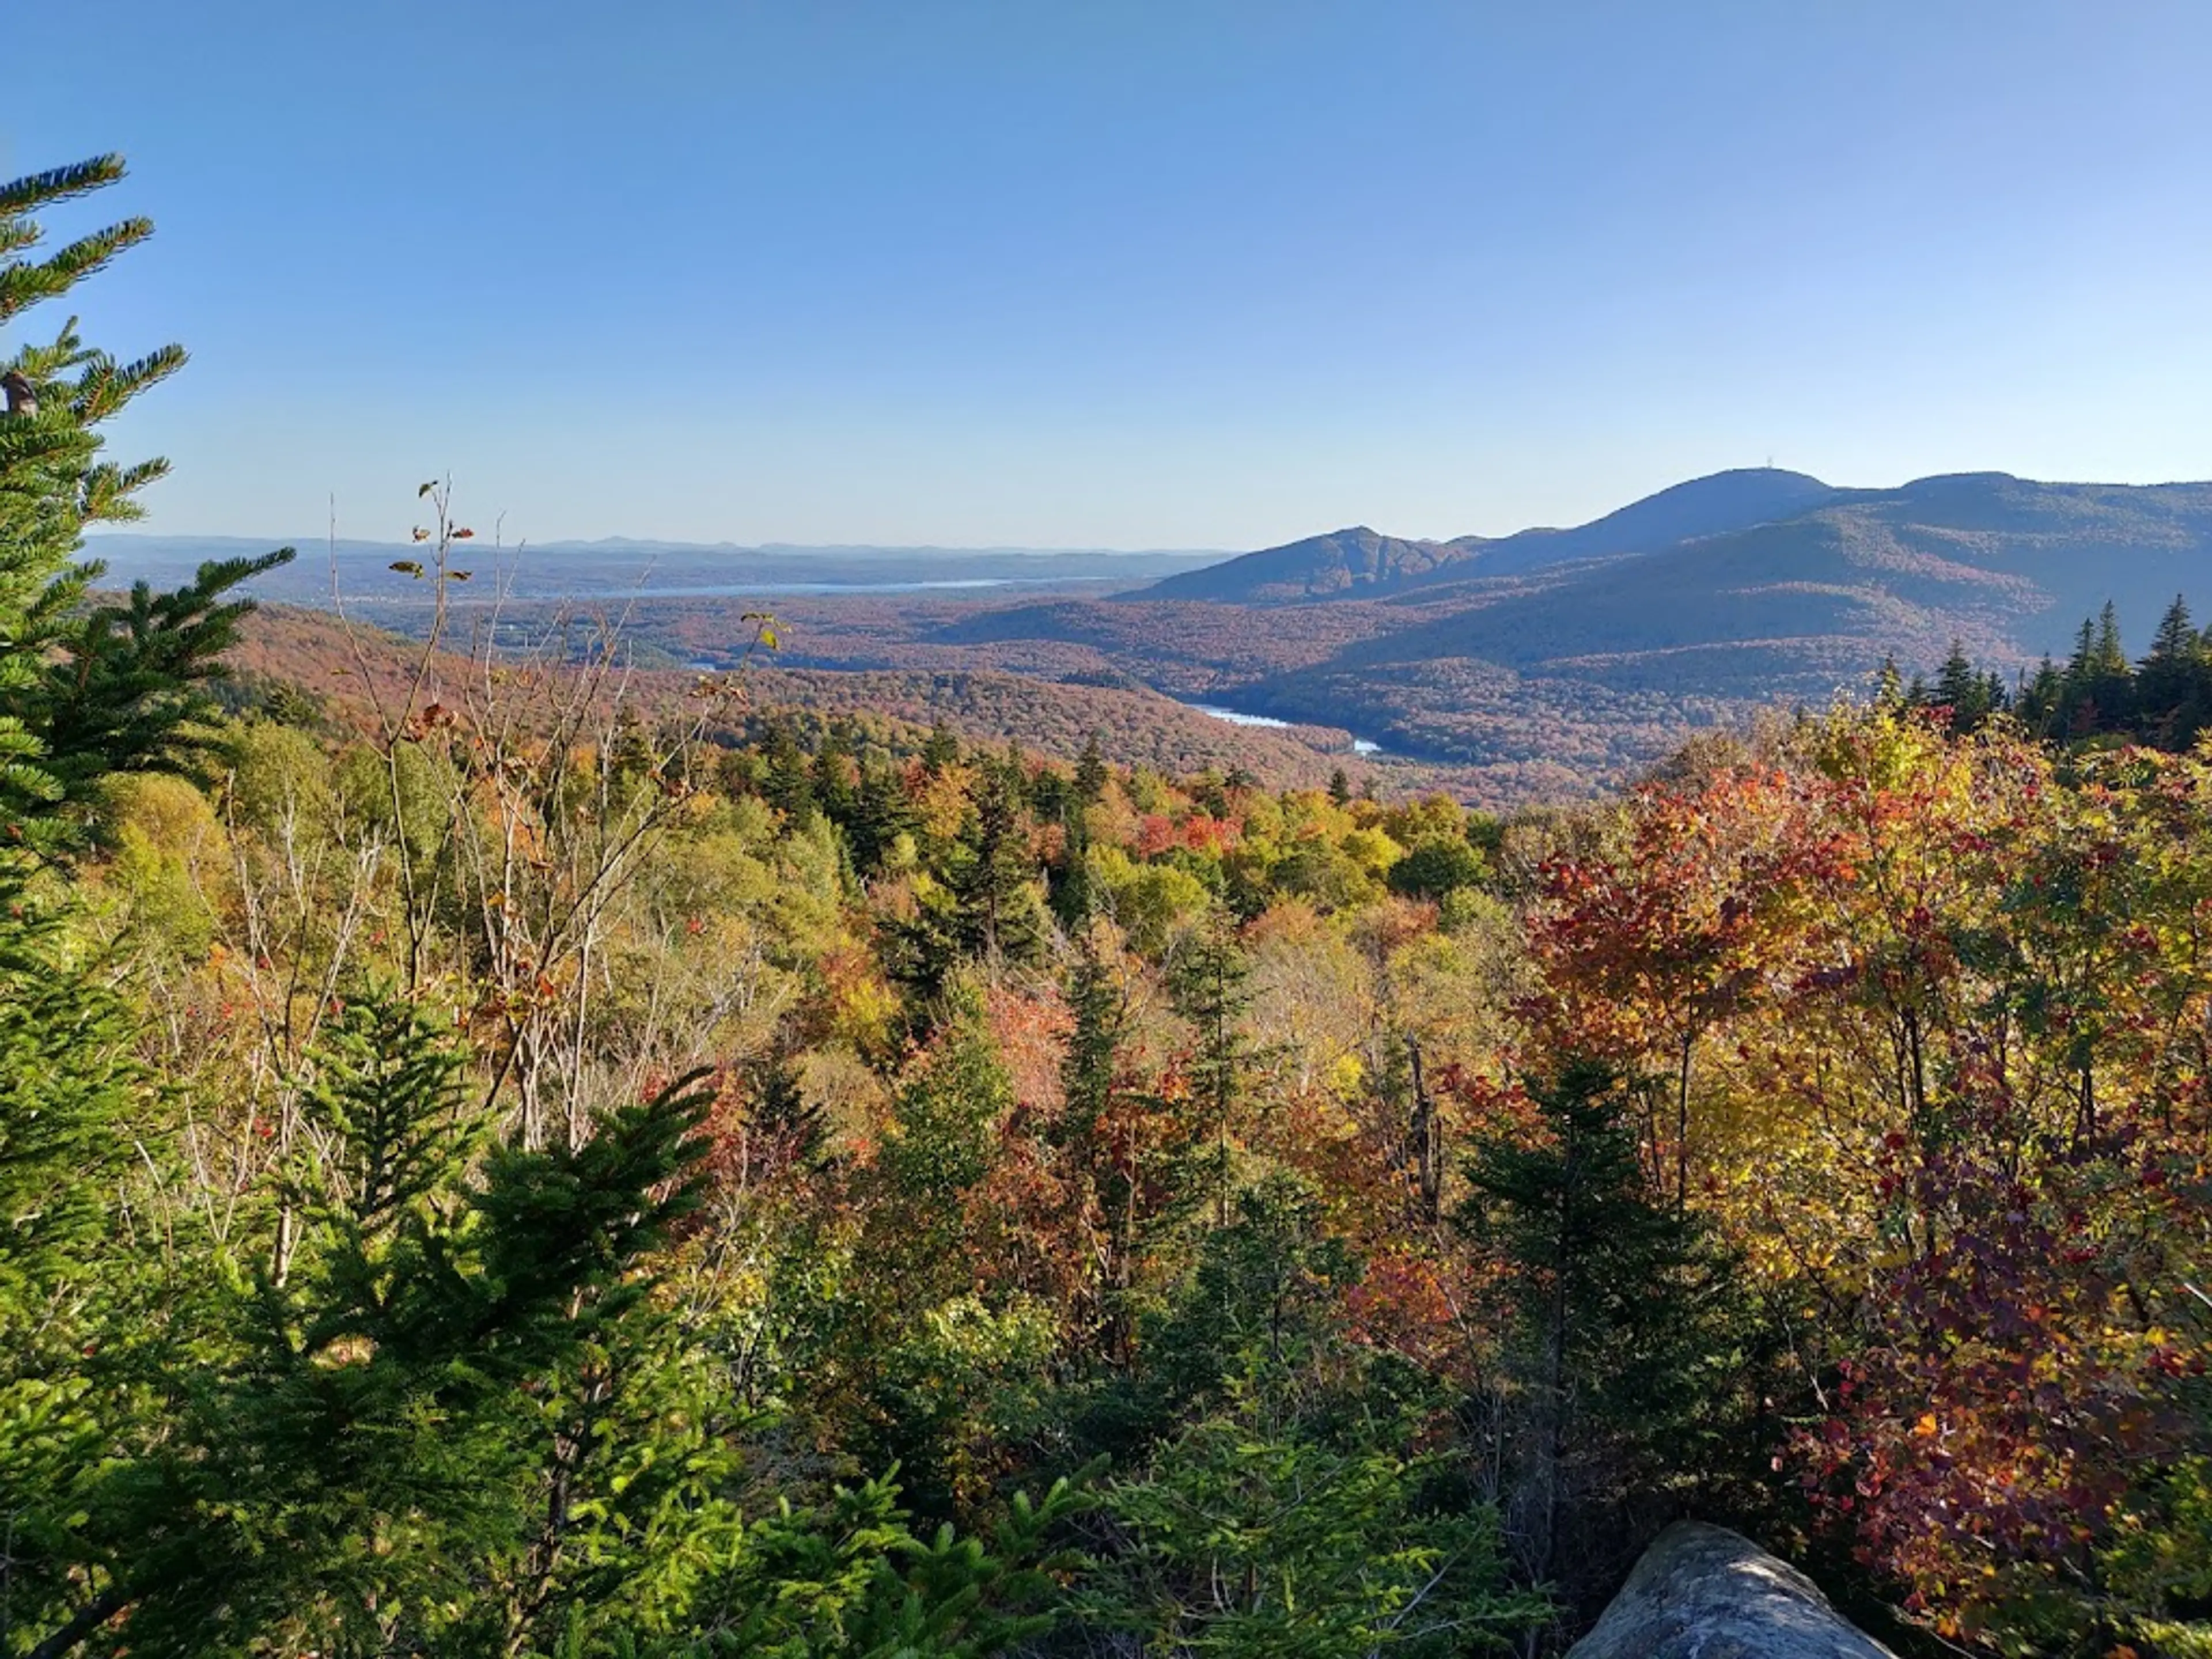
77,459,2212,559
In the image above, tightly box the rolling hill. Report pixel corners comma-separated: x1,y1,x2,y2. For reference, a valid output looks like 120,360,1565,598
1143,525,1468,603
1340,472,2212,690
1146,467,1842,603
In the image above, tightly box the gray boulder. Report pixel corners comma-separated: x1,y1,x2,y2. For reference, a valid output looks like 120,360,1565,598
1567,1522,1896,1659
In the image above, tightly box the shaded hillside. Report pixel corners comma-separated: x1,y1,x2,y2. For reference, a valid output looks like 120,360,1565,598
915,593,1395,691
1146,468,1841,603
1143,525,1464,603
1344,474,2212,698
1419,465,1840,581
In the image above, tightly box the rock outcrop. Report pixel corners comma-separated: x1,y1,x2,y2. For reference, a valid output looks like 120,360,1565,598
1567,1522,1896,1659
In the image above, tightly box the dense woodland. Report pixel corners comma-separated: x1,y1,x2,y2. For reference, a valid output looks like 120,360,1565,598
6,158,2212,1659
1908,598,2212,751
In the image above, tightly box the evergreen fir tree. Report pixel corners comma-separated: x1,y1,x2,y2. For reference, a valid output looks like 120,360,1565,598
999,737,1031,809
1051,842,1099,931
1050,741,1107,929
2149,593,2196,664
1911,639,2010,736
888,754,1048,999
2018,655,2062,735
1193,768,1230,819
1459,1059,1755,1603
2138,593,2209,744
748,1043,825,1170
13,991,718,1657
849,751,919,874
758,715,816,827
944,752,1047,966
1929,639,1991,733
1169,905,1252,1230
811,714,859,825
0,155,291,850
922,717,960,773
1059,930,1143,1362
2093,600,2129,677
1073,732,1109,805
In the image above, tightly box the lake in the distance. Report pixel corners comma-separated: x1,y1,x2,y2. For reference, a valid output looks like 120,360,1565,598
1187,703,1291,729
1181,702,1387,759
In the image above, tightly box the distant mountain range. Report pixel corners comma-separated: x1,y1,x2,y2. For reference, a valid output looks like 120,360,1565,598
83,535,1227,603
1139,468,2212,671
1146,468,1844,601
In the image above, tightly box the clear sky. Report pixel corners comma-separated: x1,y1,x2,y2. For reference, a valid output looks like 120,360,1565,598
8,2,2211,548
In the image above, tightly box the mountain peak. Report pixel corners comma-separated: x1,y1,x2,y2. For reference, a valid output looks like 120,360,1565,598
1142,525,1456,604
1149,468,1845,604
1439,467,1842,579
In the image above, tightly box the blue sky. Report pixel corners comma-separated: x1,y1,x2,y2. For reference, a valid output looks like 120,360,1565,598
7,2,2210,548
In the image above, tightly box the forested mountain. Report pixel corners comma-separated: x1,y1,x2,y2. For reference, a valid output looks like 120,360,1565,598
1146,468,1840,602
1416,465,1843,582
1370,472,2212,681
1142,524,1468,602
1053,469,2212,791
1160,470,2212,672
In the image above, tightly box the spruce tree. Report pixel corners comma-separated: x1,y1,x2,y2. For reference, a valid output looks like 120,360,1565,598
2066,613,2097,683
812,714,858,824
1930,639,1991,733
945,752,1047,965
2149,593,2196,664
922,717,960,773
1169,905,1252,1230
2138,593,2209,744
849,751,919,874
0,155,290,850
1460,1060,1753,1601
0,154,296,1650
1073,733,1108,805
1874,655,1905,708
2093,600,2129,678
20,994,717,1658
759,715,817,827
2018,655,2062,735
1059,930,1151,1364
